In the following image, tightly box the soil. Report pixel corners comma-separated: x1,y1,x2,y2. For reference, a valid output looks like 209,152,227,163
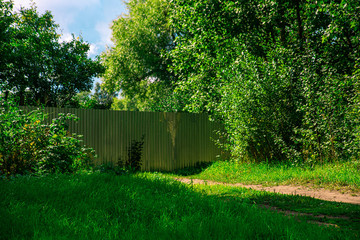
176,178,360,205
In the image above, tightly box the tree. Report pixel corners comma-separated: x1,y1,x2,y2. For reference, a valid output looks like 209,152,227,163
66,82,116,110
0,3,104,107
101,0,179,111
169,0,360,162
101,0,360,162
91,82,116,109
111,94,140,111
0,0,14,97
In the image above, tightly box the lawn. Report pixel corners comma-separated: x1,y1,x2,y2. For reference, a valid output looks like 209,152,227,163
0,170,358,240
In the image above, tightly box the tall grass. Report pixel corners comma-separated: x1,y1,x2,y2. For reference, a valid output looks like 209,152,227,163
0,173,353,240
181,160,360,191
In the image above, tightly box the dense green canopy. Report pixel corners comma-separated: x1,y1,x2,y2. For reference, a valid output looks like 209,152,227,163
0,1,104,107
101,0,184,111
102,0,360,163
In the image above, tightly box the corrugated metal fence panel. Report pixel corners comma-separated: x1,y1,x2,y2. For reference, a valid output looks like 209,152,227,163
19,107,226,171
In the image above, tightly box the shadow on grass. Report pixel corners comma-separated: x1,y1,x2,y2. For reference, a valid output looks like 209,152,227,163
1,172,358,239
213,186,360,234
166,162,214,176
93,161,214,177
257,193,360,232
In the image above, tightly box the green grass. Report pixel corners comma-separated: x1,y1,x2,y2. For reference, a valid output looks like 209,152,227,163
161,160,360,235
170,160,360,192
187,183,360,234
0,172,356,240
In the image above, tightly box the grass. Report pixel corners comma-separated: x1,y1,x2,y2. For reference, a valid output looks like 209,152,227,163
169,160,360,192
186,183,360,234
1,172,357,240
161,160,360,235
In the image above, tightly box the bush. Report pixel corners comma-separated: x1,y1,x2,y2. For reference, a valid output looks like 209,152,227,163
219,48,301,162
219,47,360,164
118,136,144,172
36,113,96,174
0,101,46,175
94,136,145,175
0,99,95,177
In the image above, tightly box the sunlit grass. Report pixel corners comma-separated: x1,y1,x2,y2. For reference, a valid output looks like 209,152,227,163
159,160,360,235
184,181,360,233
0,173,355,240
172,160,360,192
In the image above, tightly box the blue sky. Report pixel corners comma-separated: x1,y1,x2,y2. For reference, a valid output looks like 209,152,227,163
13,0,127,58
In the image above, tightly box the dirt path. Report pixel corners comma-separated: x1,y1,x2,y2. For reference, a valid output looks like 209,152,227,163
176,178,360,205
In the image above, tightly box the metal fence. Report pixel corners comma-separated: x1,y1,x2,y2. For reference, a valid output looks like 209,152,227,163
20,107,227,171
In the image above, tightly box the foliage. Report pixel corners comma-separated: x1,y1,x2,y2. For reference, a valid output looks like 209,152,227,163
0,0,14,89
66,82,116,110
219,48,301,162
65,91,95,109
90,82,116,109
101,0,179,112
0,2,104,107
168,0,360,163
36,113,95,174
118,136,145,172
111,94,140,111
169,0,245,114
0,99,95,176
100,0,360,163
0,99,46,175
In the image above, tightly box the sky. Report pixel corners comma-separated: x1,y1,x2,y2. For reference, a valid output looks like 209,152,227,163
13,0,127,58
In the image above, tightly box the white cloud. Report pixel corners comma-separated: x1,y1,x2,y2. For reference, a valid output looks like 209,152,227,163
58,33,99,57
87,43,99,57
13,0,101,10
13,0,101,32
95,21,113,47
59,32,74,43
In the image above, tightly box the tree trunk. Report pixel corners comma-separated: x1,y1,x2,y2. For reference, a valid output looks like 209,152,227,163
295,0,304,51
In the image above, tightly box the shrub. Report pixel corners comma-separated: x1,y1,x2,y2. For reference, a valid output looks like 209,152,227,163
118,136,144,172
0,100,46,175
0,99,95,177
219,48,301,163
95,136,145,175
219,47,360,164
36,113,96,174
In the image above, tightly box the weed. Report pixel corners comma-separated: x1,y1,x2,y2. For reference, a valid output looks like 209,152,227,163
118,135,144,172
